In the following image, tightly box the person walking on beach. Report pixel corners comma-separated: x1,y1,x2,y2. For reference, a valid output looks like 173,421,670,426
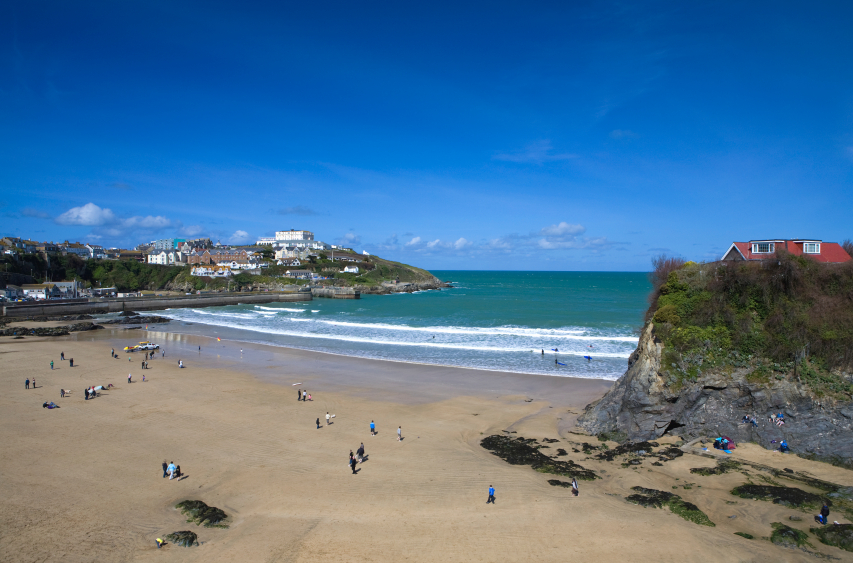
61,351,65,360
128,373,132,384
60,389,65,398
357,443,365,462
162,350,165,358
162,460,168,478
84,388,89,400
397,426,402,441
69,358,73,367
326,412,331,426
571,478,579,497
370,420,376,436
32,377,36,389
297,388,301,401
111,348,114,358
487,485,495,504
302,389,307,401
350,456,358,474
50,360,54,370
167,461,177,480
25,378,30,389
316,417,321,429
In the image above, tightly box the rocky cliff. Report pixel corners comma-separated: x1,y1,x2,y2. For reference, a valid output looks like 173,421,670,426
577,322,853,466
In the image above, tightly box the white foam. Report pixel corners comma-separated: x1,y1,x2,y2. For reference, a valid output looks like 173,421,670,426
159,314,633,358
315,319,634,341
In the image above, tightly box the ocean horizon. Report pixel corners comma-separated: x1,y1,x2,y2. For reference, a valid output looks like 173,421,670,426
151,271,652,380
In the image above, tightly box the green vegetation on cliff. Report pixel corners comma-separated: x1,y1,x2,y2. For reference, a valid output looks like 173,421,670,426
648,252,853,398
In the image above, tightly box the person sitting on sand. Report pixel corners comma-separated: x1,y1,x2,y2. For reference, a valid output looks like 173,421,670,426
779,440,789,453
42,401,58,409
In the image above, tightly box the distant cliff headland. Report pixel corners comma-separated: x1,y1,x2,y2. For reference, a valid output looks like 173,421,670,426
0,252,448,295
579,251,853,467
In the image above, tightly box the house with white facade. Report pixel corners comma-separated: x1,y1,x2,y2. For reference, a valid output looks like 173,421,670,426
285,269,313,279
343,265,360,274
86,244,106,259
191,265,232,277
147,250,185,265
21,284,62,300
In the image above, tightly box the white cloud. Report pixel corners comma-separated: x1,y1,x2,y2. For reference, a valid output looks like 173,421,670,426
229,230,251,244
454,237,472,249
122,215,172,230
540,222,585,237
181,225,204,237
427,239,442,248
405,236,422,246
338,232,362,247
493,140,577,165
55,203,117,226
610,129,638,139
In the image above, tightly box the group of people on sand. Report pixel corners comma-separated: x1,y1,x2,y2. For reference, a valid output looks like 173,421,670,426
162,460,182,480
298,388,311,401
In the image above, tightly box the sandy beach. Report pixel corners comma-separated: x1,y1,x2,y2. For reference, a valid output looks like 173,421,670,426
1,327,851,562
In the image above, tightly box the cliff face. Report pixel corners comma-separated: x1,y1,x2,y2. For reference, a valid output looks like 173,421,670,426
577,323,853,465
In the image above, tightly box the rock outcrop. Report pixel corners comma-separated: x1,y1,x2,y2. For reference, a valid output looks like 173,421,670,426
577,323,853,465
0,321,104,337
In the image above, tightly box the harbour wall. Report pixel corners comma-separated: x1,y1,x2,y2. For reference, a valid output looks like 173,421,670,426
1,292,312,318
310,287,360,299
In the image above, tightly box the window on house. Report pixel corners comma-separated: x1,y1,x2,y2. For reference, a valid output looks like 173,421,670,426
752,242,774,253
803,243,820,254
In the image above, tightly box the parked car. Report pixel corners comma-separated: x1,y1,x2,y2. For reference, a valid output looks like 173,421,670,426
136,342,160,350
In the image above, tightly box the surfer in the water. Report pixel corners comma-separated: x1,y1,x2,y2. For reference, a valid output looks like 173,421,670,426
541,349,544,355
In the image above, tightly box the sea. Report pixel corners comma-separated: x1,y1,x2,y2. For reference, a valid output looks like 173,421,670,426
156,271,651,381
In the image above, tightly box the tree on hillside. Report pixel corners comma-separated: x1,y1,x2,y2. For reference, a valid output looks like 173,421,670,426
842,239,853,259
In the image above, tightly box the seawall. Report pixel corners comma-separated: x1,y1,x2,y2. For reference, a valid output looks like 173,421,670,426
1,292,312,318
311,287,360,299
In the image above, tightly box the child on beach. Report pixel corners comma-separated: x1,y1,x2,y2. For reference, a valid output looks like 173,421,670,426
397,426,402,441
370,420,376,436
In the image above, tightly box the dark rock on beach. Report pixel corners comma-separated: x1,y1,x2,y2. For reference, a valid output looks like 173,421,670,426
626,486,715,526
811,523,853,552
176,500,228,528
165,530,198,547
480,435,598,480
730,484,828,510
690,459,741,476
100,315,171,325
0,321,103,337
770,522,812,549
578,323,853,465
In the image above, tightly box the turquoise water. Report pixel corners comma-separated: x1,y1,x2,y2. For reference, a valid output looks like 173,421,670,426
158,271,651,380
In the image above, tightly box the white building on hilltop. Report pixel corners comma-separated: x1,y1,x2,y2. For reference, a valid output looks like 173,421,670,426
276,230,314,241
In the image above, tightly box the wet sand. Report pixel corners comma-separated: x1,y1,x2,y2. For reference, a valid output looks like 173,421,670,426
1,328,850,562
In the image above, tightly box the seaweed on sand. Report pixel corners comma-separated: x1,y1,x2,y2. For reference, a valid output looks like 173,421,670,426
730,485,828,510
690,459,742,476
480,435,598,480
165,530,198,547
770,522,812,549
593,441,659,462
734,532,754,539
811,524,853,552
175,500,229,528
625,486,715,527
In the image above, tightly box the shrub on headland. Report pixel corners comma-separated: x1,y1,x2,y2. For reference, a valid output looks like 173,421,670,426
647,251,853,396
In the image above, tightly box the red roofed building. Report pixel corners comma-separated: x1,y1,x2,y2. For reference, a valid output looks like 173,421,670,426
721,239,851,263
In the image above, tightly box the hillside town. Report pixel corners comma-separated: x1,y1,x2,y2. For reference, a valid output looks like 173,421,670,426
0,230,374,301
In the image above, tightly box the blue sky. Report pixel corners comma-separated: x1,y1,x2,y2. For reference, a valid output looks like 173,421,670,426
3,1,852,270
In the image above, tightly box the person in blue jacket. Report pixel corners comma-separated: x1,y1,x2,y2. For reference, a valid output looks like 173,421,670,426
487,485,495,504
